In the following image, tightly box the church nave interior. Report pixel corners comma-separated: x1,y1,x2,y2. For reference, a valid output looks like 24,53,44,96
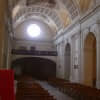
0,0,100,100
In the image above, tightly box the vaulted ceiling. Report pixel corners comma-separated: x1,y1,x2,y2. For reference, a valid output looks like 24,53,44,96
8,0,95,41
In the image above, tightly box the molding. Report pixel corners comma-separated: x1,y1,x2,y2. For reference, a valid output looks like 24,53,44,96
13,5,63,31
55,5,100,44
13,38,54,44
55,16,80,39
80,5,100,24
12,49,57,56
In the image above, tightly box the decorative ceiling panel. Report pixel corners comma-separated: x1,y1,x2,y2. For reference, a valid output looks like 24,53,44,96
13,6,63,31
61,0,79,20
75,0,95,13
14,19,56,41
26,0,56,6
8,0,97,41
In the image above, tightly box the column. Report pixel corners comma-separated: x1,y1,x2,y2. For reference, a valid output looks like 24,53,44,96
96,23,100,89
0,0,8,68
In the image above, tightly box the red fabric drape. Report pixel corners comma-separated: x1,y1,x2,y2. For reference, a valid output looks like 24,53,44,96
0,70,15,100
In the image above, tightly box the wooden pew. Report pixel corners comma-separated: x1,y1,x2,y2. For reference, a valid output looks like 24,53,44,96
16,76,56,100
48,77,100,100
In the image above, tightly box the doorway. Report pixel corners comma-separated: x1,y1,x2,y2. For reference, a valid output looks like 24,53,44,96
84,33,96,87
64,43,71,80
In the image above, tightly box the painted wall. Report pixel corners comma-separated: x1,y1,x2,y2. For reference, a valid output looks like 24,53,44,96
55,5,100,88
11,40,57,64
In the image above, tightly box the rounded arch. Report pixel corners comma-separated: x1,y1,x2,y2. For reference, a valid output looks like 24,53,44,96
11,55,56,63
11,57,56,80
84,32,97,87
13,6,63,31
64,43,71,80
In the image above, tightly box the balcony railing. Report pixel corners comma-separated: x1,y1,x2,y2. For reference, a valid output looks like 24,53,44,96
12,49,57,56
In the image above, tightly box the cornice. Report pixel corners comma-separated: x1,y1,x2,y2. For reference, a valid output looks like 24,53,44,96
80,5,100,24
55,5,100,43
13,37,54,44
55,16,80,40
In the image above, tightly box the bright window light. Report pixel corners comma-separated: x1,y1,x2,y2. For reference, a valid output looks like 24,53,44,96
27,24,41,37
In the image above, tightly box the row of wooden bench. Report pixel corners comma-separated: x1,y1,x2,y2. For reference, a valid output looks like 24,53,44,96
47,77,100,100
16,77,56,100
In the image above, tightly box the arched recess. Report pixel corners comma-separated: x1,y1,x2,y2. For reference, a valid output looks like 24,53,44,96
64,43,71,80
11,57,56,80
84,32,97,87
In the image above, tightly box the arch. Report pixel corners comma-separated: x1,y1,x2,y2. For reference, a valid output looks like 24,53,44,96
11,57,56,80
13,6,63,31
64,43,71,80
11,55,56,63
84,32,97,87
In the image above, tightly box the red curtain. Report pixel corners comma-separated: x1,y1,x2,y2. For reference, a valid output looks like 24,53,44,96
0,70,15,100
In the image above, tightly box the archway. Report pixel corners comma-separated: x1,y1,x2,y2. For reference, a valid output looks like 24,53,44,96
11,57,56,80
84,33,96,87
64,43,71,80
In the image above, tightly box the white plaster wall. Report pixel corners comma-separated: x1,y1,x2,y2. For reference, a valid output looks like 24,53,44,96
11,40,57,69
13,40,56,51
96,23,100,89
55,6,100,88
71,34,81,83
81,10,100,88
56,42,65,78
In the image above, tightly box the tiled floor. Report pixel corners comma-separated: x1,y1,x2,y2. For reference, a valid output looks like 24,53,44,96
36,81,74,100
